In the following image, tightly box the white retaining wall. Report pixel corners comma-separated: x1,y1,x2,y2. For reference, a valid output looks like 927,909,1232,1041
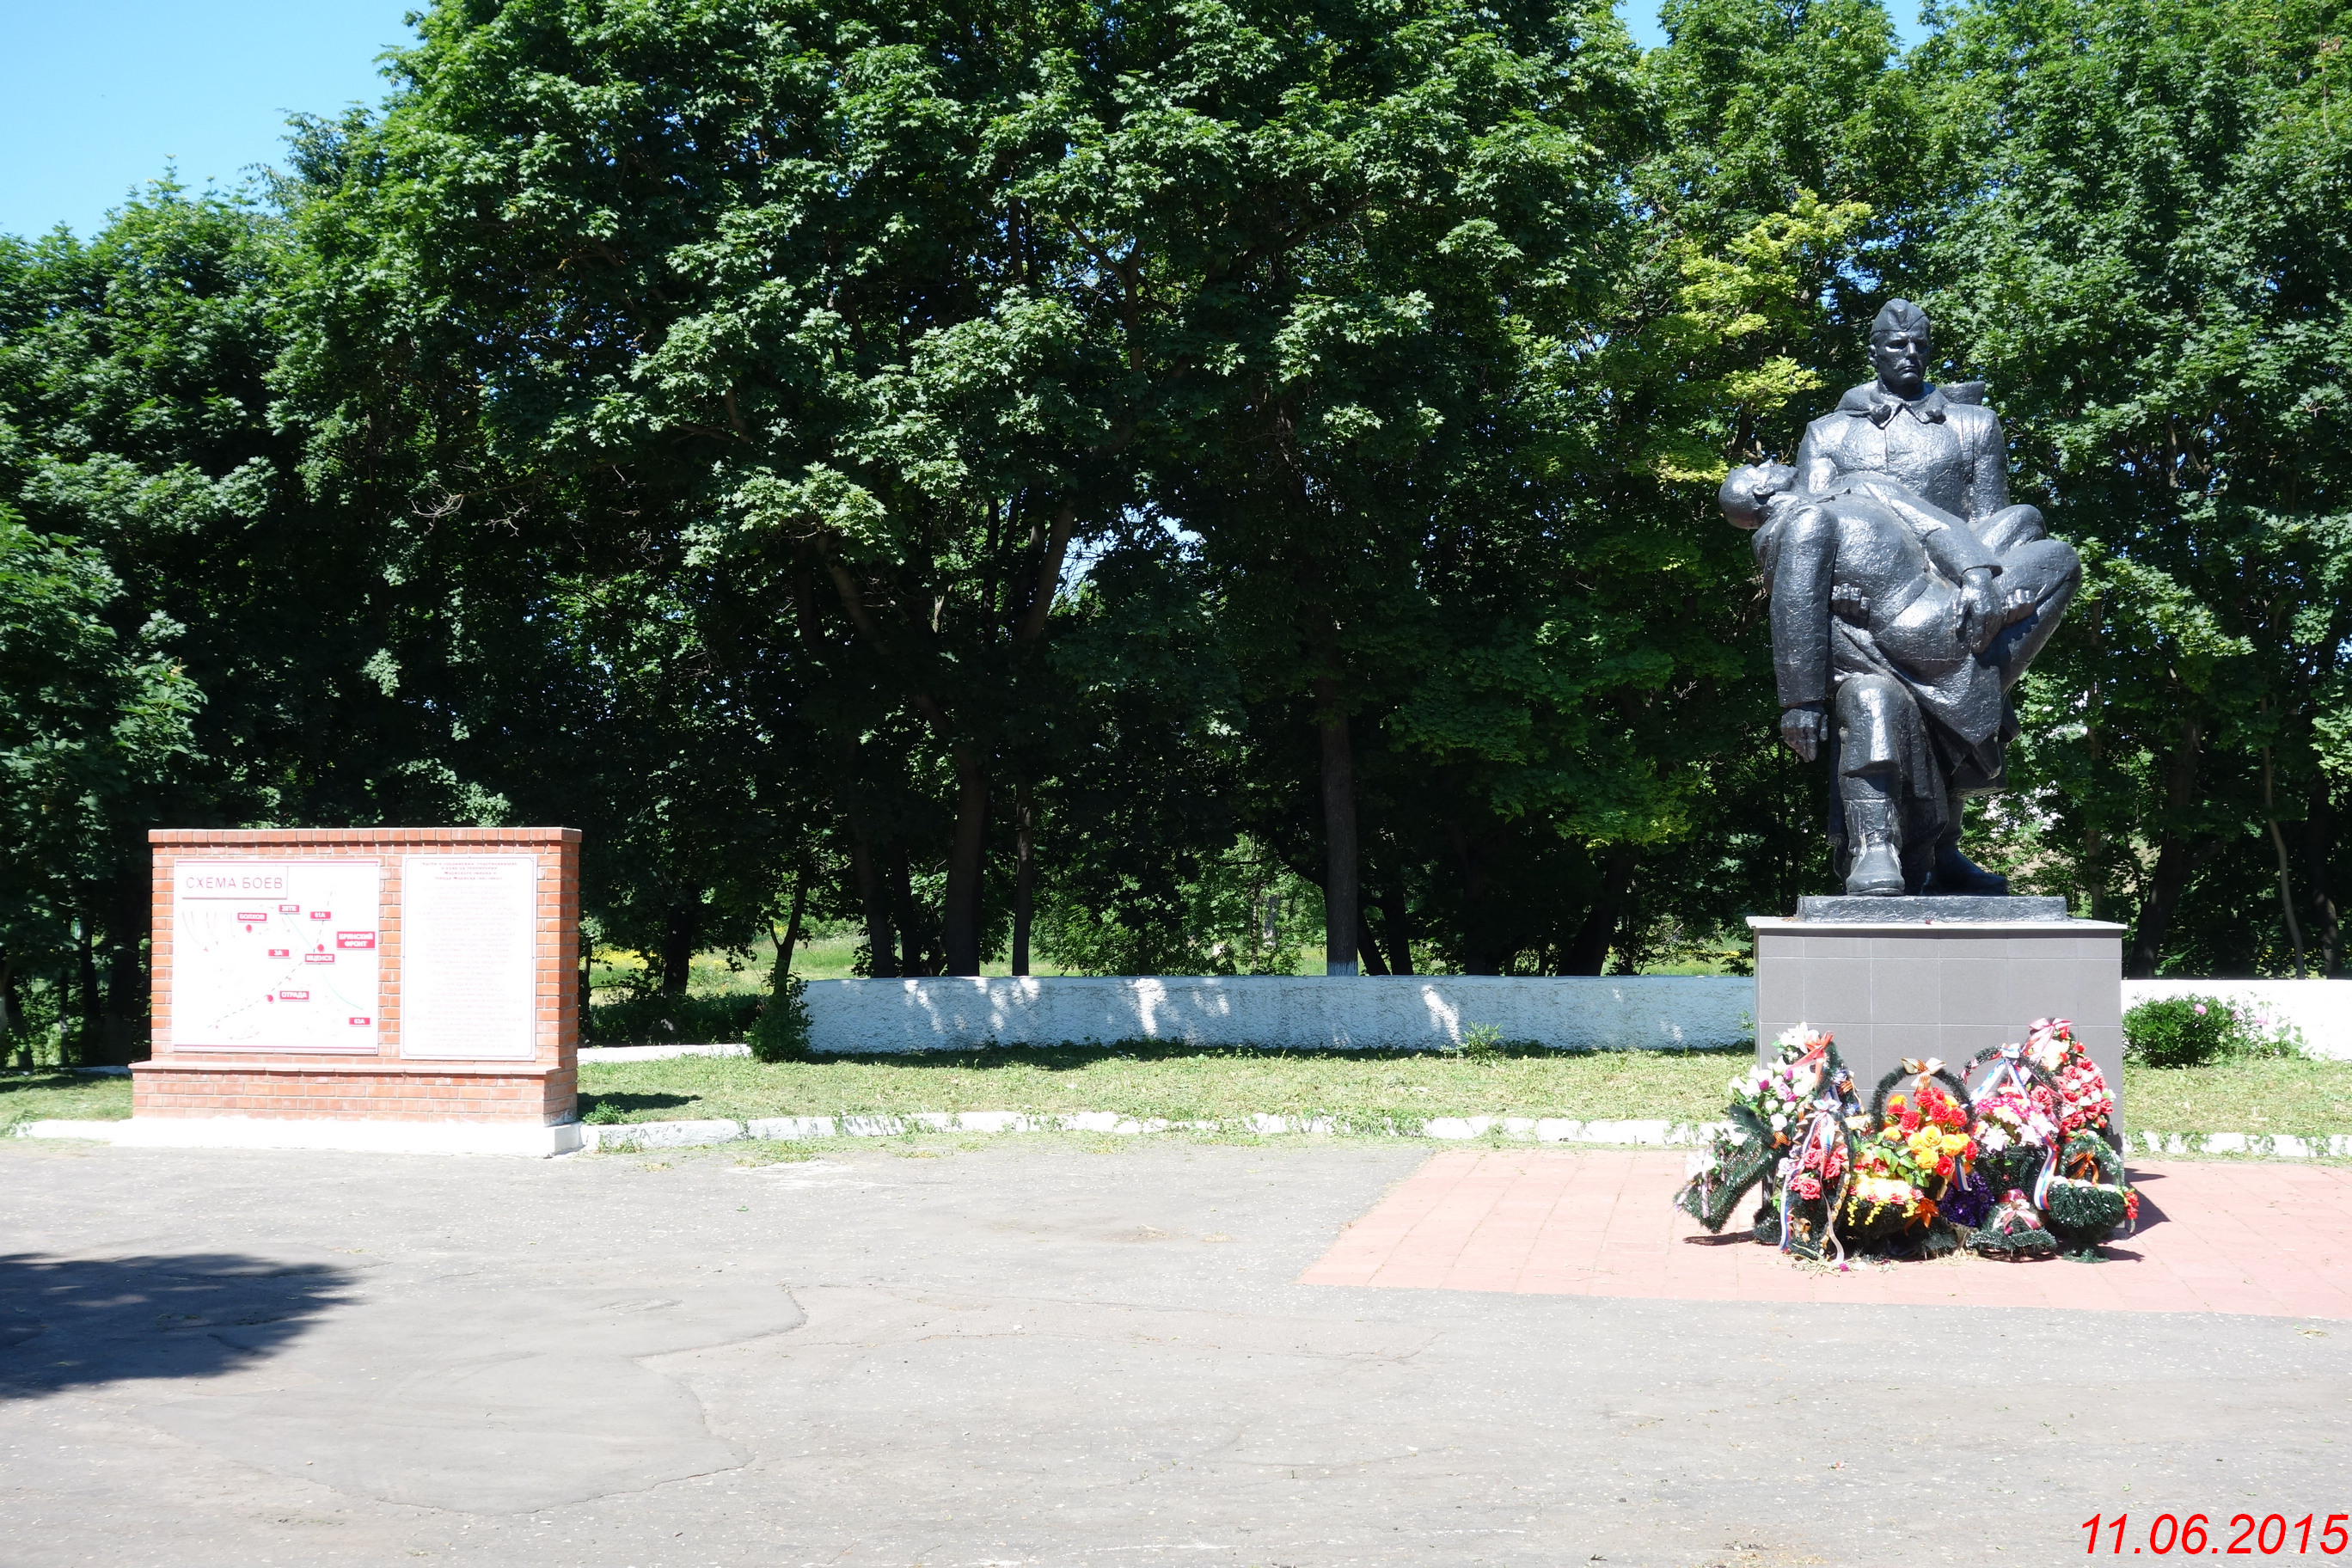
804,975,1753,1054
802,974,2352,1059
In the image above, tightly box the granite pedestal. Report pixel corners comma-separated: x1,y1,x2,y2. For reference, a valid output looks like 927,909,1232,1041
1747,898,2126,1125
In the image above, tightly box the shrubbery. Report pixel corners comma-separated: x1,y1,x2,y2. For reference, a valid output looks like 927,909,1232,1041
585,992,763,1046
2122,996,2305,1069
749,977,811,1063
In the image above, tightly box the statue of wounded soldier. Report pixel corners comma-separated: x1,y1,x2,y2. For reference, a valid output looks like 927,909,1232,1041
1720,298,2080,898
1721,456,2079,897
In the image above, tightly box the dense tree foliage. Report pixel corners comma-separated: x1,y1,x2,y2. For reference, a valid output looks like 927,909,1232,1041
2,0,2344,1057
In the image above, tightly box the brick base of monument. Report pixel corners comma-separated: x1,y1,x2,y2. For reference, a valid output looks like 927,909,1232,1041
132,1061,577,1122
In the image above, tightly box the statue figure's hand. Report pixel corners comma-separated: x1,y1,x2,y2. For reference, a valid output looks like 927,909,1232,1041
1780,704,1826,763
1956,567,2004,653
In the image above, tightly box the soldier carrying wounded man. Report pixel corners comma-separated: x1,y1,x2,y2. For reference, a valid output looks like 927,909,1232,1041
1720,424,2079,895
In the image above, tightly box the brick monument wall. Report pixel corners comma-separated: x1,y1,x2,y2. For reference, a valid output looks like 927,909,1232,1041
135,828,579,1124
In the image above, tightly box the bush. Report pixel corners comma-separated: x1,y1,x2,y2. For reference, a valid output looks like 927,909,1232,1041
2122,995,2305,1068
749,976,812,1063
585,991,763,1045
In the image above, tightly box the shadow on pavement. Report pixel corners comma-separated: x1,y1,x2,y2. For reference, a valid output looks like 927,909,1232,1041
0,1253,353,1397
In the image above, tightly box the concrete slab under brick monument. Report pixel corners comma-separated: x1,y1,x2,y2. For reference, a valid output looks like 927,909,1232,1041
1747,897,2127,1123
132,827,584,1155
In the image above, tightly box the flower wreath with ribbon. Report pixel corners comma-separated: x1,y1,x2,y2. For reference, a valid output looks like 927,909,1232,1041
2027,1017,2116,1139
1675,1026,1838,1234
1963,1040,2062,1199
1844,1058,1978,1244
1773,1044,1864,1264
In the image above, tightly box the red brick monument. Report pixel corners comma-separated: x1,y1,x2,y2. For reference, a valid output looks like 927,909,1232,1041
132,827,583,1155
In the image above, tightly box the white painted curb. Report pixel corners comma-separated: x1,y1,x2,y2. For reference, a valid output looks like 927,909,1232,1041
575,1112,2350,1156
579,1044,751,1063
14,1117,585,1157
20,1112,2343,1161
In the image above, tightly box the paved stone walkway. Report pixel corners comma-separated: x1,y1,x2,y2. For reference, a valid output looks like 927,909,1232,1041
7,1139,2348,1567
1301,1148,2352,1317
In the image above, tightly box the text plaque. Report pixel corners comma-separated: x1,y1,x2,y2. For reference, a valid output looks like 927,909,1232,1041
400,854,539,1061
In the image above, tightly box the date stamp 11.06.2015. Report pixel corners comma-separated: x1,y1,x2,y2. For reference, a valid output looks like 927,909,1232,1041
2084,1514,2349,1557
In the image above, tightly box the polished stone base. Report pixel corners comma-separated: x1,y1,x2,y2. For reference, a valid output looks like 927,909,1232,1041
1795,894,2070,922
1748,911,2127,1125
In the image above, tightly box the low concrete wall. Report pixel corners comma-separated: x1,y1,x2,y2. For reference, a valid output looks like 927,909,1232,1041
2122,979,2352,1060
799,974,2352,1058
803,975,1754,1055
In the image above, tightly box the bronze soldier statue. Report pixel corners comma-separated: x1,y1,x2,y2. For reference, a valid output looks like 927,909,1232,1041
1725,300,2081,897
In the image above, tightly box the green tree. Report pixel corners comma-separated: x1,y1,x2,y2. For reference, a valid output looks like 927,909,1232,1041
1911,0,2352,975
0,516,193,1048
0,188,505,1055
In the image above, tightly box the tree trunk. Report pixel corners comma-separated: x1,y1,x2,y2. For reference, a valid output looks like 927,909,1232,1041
852,833,899,978
773,873,809,983
2305,785,2342,977
890,846,928,977
103,873,149,1062
658,900,699,995
1011,784,1035,977
1355,906,1391,975
1379,866,1413,975
941,753,991,976
2127,722,2208,979
1447,820,1500,975
1562,852,1638,976
1316,678,1358,977
2261,748,2306,977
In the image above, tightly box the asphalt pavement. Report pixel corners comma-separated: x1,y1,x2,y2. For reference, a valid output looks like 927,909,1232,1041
2,1136,2343,1566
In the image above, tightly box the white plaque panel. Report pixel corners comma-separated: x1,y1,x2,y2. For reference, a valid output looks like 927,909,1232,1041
400,854,538,1060
171,861,383,1051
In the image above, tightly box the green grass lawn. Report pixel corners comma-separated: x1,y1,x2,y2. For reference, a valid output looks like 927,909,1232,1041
1,1072,132,1128
11,1050,2350,1144
577,1047,2352,1138
579,1044,1748,1127
2122,1057,2352,1136
591,928,1738,1001
592,927,1331,995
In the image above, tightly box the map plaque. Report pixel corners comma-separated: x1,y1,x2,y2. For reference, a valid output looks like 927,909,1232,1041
169,860,384,1052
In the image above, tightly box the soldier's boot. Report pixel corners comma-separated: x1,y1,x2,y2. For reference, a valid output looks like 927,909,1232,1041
1927,788,2010,896
1841,781,1906,898
1928,839,2009,896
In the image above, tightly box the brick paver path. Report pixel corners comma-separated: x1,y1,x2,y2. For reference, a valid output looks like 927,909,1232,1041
1299,1148,2352,1317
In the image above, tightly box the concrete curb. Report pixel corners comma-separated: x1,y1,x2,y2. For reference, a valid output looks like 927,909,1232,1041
578,1044,751,1063
2134,1130,2352,1159
13,1117,585,1157
573,1113,2352,1159
17,1115,2345,1161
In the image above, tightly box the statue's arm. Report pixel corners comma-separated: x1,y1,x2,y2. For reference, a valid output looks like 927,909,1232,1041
1966,409,2012,524
1792,420,1842,497
1838,474,2000,579
1768,504,1836,711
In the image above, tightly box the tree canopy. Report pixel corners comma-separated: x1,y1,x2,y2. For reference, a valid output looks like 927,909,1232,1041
3,0,2345,1057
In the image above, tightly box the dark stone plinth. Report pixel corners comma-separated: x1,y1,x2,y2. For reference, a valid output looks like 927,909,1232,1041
1794,894,2070,923
1747,910,2128,1130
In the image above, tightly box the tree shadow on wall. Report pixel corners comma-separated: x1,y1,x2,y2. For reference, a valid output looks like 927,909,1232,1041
0,1253,354,1398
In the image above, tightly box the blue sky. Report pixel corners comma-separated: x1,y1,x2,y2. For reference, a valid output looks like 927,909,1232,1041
0,2,1932,241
